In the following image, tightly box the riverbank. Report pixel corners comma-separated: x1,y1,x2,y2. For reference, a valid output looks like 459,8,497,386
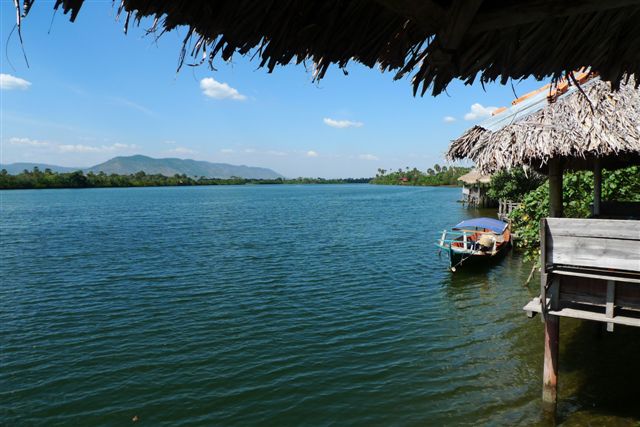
0,169,371,190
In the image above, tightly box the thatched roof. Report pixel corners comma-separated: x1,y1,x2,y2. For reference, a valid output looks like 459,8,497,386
447,76,640,173
16,1,640,96
458,169,491,185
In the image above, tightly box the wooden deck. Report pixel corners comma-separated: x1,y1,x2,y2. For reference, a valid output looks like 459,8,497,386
524,217,640,405
527,218,640,329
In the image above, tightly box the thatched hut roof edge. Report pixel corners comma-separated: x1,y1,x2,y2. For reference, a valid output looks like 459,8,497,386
13,0,640,96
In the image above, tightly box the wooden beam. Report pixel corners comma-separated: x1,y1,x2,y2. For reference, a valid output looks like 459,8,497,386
552,268,640,284
470,0,640,34
523,299,640,327
593,158,602,217
548,158,563,218
545,218,640,240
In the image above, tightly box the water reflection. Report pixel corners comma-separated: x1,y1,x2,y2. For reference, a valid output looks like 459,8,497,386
558,320,640,425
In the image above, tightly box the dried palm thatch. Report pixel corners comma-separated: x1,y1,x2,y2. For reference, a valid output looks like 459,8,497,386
447,77,640,173
458,170,491,184
13,0,640,96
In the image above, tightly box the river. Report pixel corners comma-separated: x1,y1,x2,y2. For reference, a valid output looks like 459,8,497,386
1,185,638,425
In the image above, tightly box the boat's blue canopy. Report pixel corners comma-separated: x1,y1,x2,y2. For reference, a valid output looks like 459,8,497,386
453,217,507,234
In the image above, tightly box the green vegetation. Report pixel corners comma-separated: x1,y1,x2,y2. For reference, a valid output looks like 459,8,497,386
505,166,640,260
370,165,471,186
0,168,370,190
487,168,546,202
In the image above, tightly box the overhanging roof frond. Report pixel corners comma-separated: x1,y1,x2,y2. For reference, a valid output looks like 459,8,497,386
15,0,640,96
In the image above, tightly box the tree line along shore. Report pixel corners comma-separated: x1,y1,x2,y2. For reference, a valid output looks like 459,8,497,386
0,168,371,189
0,165,469,190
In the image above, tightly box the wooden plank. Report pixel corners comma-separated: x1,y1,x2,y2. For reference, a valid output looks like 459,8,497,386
558,275,640,310
549,235,640,272
552,307,640,327
523,299,640,327
545,218,640,240
606,280,616,332
552,268,640,284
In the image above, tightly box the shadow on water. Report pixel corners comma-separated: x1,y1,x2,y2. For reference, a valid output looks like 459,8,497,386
556,320,640,425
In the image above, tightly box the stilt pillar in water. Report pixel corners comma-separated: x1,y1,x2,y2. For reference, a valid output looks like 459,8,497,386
542,157,562,406
542,314,559,405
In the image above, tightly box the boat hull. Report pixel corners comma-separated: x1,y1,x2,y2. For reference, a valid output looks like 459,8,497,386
446,242,510,270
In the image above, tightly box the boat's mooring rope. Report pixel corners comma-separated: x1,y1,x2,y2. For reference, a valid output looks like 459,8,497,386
450,249,474,272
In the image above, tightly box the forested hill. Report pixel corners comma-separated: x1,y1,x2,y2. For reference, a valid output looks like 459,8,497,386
370,165,471,186
86,155,282,179
1,155,283,179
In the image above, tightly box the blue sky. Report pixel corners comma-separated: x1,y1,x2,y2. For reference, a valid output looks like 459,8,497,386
1,2,545,178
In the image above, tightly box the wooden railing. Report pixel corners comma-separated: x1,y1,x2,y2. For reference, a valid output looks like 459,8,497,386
524,218,640,329
498,199,521,220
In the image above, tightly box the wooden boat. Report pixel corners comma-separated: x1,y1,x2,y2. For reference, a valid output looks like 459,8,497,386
436,217,511,271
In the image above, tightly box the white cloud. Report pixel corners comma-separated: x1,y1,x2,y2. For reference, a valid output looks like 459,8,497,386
244,148,256,153
58,144,103,153
220,148,234,154
200,77,246,101
9,137,49,147
443,116,456,123
113,143,137,149
464,103,498,121
306,150,319,157
109,97,153,115
358,154,379,161
167,147,195,155
323,118,364,129
58,143,135,153
163,140,176,145
267,150,287,156
1,74,31,90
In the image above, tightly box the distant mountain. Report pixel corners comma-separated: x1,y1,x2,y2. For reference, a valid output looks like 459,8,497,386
0,162,80,174
87,155,283,179
2,155,283,179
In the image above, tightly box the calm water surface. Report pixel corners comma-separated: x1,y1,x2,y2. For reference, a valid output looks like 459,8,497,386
1,185,639,426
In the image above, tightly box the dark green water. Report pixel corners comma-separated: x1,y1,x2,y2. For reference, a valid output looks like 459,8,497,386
1,185,639,426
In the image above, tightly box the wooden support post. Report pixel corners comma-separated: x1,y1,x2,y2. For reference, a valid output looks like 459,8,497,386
542,314,560,405
548,158,563,218
593,158,602,217
540,211,560,407
606,280,615,332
